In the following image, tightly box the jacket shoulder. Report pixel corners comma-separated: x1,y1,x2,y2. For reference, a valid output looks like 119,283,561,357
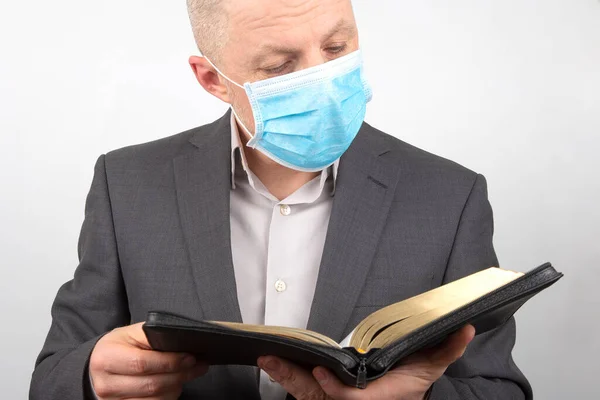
102,112,229,174
103,127,199,171
364,123,479,184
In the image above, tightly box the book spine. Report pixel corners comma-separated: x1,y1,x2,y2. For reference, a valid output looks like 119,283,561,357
356,358,367,389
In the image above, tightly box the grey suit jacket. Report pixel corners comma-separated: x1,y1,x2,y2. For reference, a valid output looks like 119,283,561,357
30,111,533,399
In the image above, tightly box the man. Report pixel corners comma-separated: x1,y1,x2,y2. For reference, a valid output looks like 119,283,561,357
30,1,532,399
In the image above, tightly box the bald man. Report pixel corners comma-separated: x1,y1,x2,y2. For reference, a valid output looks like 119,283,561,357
30,1,532,399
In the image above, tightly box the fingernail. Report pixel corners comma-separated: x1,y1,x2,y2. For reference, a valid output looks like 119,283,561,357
182,355,196,368
314,368,328,385
262,358,281,373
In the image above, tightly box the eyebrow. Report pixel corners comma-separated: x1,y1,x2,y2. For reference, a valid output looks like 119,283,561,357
321,19,357,43
250,19,357,66
251,45,299,66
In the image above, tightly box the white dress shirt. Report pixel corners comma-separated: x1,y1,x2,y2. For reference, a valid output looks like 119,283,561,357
229,113,338,400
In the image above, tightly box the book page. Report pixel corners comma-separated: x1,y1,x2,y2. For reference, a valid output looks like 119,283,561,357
349,267,523,350
211,321,341,348
339,329,355,348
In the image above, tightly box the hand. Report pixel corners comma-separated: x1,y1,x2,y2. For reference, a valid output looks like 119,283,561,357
257,325,475,400
89,322,209,400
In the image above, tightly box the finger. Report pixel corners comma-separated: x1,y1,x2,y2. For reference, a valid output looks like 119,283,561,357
429,325,475,367
185,362,211,381
124,397,179,400
124,396,180,400
313,367,362,400
101,343,198,375
93,369,188,398
97,363,206,398
121,322,152,350
123,397,179,400
258,356,324,399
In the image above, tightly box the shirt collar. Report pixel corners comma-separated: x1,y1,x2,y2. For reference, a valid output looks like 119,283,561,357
229,112,338,195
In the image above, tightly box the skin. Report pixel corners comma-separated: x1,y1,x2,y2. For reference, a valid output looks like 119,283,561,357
89,323,208,400
190,0,360,200
257,326,475,400
90,1,476,398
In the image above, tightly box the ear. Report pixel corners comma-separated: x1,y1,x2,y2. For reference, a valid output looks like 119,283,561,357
189,56,232,103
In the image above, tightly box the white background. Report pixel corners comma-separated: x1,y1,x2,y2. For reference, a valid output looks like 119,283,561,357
1,1,598,398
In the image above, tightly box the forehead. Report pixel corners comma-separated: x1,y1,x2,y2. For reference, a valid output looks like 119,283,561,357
225,0,356,50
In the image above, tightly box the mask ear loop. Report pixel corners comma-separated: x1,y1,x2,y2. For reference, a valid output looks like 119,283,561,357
202,56,256,141
202,56,245,89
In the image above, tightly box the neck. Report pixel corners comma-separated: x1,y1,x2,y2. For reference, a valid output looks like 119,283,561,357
237,121,319,201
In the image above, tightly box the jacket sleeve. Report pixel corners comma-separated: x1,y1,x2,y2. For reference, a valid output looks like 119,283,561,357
30,155,130,399
428,174,533,400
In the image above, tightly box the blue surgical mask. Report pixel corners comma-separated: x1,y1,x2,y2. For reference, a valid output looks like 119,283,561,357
205,50,372,172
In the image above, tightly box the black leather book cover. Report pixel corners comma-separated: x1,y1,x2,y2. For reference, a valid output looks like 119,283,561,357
143,263,562,388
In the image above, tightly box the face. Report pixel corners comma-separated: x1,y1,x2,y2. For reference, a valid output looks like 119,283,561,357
189,0,359,137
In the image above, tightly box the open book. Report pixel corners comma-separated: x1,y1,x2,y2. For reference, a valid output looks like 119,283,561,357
143,263,562,388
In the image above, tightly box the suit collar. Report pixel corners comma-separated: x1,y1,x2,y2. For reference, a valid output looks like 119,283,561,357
187,109,232,150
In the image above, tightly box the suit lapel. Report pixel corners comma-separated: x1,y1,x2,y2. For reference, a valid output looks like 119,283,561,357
173,111,244,324
173,115,400,343
307,123,402,342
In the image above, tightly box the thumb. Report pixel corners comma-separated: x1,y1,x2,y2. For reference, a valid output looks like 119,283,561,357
120,322,152,350
433,325,476,366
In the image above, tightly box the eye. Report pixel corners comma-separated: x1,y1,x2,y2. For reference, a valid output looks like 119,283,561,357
325,44,348,55
263,62,290,75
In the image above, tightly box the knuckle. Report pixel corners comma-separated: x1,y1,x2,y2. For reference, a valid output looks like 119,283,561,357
289,372,298,386
90,349,115,375
90,340,106,363
89,351,104,372
130,355,148,374
161,358,178,373
280,367,294,384
92,378,111,398
142,377,161,396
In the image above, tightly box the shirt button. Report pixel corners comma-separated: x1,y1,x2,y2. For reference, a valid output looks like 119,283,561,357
279,204,291,216
274,279,287,292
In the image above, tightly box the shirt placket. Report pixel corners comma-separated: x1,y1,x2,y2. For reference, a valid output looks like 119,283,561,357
248,169,332,399
264,201,298,328
260,200,304,398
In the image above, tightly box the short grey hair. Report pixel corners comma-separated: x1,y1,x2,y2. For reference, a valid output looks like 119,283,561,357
186,0,229,62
